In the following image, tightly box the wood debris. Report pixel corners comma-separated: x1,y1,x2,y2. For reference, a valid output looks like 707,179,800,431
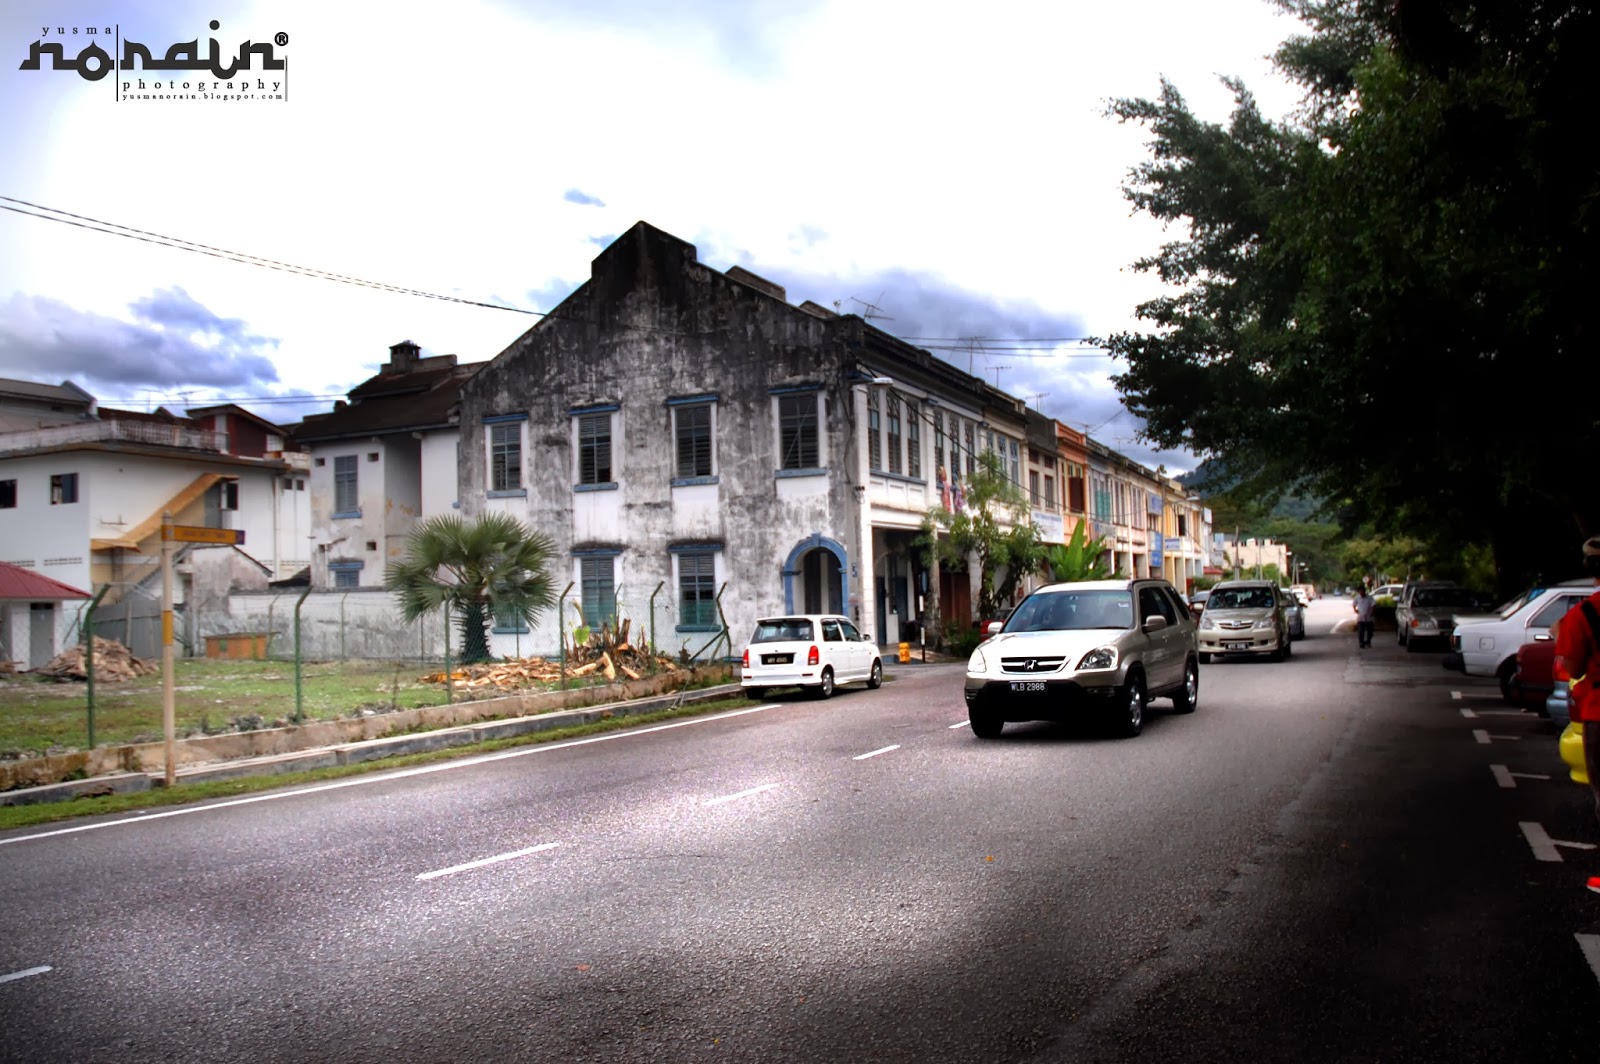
34,637,158,682
418,613,689,690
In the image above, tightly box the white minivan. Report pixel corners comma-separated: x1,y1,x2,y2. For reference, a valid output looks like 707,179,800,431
740,614,883,699
1444,579,1595,698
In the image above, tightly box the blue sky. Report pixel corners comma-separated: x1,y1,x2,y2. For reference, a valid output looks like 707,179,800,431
0,0,1303,473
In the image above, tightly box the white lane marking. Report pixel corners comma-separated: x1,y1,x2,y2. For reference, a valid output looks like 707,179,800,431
1471,710,1527,716
1461,708,1478,719
949,721,969,729
1451,691,1462,700
1578,935,1600,987
1473,729,1520,744
417,842,560,882
702,783,778,807
1491,764,1515,788
1520,822,1599,862
0,702,792,848
0,965,51,985
853,745,900,761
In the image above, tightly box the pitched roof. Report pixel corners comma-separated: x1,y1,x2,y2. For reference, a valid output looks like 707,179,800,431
295,361,481,442
0,561,90,600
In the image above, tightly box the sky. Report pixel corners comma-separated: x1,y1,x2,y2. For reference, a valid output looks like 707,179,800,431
0,0,1306,475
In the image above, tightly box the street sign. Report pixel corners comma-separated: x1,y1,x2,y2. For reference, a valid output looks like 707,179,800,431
162,525,244,545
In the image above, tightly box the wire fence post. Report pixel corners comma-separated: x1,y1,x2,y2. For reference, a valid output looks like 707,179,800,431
292,585,312,724
557,581,575,691
340,592,350,661
81,583,110,748
443,605,453,705
648,580,665,656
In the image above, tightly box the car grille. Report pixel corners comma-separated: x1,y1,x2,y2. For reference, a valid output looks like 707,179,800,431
1000,656,1068,674
1216,620,1254,630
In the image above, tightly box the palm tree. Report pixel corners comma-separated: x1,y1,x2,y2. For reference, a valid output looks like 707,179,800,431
386,513,557,664
1044,521,1114,583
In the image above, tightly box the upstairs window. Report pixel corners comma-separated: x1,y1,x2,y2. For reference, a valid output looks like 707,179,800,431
905,400,921,479
577,412,613,485
50,473,78,505
333,455,358,514
778,393,819,470
886,395,902,475
0,479,15,509
674,403,714,479
490,421,523,491
867,389,882,472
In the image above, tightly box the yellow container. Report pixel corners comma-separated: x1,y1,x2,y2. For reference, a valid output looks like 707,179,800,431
897,642,911,664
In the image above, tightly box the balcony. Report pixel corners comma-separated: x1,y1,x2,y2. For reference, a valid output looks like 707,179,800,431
0,419,226,457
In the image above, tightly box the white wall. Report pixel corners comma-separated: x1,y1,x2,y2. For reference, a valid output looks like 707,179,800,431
419,431,459,518
0,452,95,593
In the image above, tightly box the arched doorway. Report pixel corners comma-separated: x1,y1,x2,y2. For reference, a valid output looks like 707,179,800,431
783,534,848,616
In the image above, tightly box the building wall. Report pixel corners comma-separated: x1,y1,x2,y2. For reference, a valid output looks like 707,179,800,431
0,451,92,592
419,431,459,519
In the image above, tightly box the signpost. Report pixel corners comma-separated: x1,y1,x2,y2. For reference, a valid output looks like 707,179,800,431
159,518,245,786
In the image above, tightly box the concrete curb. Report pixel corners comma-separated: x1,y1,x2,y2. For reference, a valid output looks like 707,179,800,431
0,772,153,806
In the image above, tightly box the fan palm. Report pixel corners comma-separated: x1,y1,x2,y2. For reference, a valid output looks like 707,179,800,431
385,513,557,664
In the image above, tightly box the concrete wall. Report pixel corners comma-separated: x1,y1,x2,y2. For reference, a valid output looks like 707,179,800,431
0,452,92,591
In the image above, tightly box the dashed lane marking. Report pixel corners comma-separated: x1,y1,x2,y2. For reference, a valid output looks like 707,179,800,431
1491,764,1552,789
1520,821,1598,862
1452,691,1462,700
1473,729,1520,744
417,842,560,881
1461,709,1477,719
0,966,51,985
949,721,969,729
1578,935,1600,987
853,745,900,761
702,783,779,807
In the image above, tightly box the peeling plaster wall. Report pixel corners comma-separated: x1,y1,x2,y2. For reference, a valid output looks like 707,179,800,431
457,223,869,653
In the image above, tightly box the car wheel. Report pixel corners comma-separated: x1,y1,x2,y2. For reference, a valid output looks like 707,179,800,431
969,710,1004,738
1282,634,1292,659
745,687,767,700
866,660,883,689
1198,652,1211,665
1171,659,1199,714
1271,637,1285,663
1118,674,1146,737
813,667,835,699
1497,659,1518,702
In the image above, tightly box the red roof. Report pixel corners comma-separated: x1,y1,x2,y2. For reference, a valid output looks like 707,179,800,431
0,561,90,600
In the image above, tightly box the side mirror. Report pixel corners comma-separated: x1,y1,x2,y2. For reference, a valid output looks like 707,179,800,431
1142,615,1168,633
984,621,1004,636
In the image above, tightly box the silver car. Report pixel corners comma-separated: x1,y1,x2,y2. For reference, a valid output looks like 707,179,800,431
1197,580,1290,663
962,577,1200,739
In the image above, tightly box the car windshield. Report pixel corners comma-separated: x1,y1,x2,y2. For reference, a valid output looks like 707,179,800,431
1497,589,1540,618
751,618,814,643
1207,587,1276,610
1413,588,1477,608
1006,590,1133,631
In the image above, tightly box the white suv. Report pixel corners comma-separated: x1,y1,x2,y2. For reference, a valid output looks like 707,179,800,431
963,578,1199,739
1443,579,1594,698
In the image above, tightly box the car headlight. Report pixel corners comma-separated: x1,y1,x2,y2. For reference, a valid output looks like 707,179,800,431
1078,646,1118,671
1413,617,1438,630
968,647,987,672
1254,618,1275,630
1199,617,1215,630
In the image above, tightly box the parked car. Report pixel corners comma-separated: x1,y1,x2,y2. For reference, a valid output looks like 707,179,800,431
1443,579,1595,699
1547,678,1570,729
1291,583,1317,603
1187,589,1211,621
1508,640,1557,714
1396,583,1478,652
980,606,1016,637
1197,580,1291,663
963,577,1199,739
1280,588,1306,640
740,614,882,699
1372,583,1406,602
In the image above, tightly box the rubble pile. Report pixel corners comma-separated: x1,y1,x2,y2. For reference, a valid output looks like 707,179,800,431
421,617,683,689
34,637,159,682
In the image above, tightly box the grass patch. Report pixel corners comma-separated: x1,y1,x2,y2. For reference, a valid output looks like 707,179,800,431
0,657,673,757
0,695,759,832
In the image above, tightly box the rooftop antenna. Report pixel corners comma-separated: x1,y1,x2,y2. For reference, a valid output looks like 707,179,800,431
849,292,893,322
965,337,985,375
1025,392,1049,411
989,365,1012,387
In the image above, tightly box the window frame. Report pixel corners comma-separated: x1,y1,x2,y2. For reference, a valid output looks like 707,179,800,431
579,554,618,628
775,390,821,472
0,479,15,509
905,400,921,480
886,394,902,475
672,401,715,481
487,418,525,493
575,409,615,488
675,550,719,630
49,472,78,505
332,454,359,516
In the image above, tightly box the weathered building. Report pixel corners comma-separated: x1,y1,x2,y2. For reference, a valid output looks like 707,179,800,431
455,221,1019,657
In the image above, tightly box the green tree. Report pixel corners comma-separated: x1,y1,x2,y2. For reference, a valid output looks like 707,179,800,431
386,513,557,665
920,451,1046,625
1043,521,1115,583
1100,1,1600,595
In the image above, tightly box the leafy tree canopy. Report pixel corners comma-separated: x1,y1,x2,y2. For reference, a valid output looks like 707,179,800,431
1101,0,1600,596
920,451,1046,624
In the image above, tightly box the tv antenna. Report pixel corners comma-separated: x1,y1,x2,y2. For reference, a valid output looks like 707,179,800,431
1025,392,1049,411
849,292,893,322
989,365,1012,387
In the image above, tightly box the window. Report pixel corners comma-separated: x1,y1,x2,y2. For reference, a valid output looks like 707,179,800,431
963,423,976,477
867,389,882,471
778,393,819,470
934,412,946,478
674,403,713,479
1531,594,1585,630
493,602,530,634
490,422,522,491
840,619,864,642
821,618,844,642
886,395,902,475
678,552,718,628
329,560,363,588
578,412,612,485
1009,439,1021,484
1177,514,1188,537
949,416,962,480
281,478,291,493
49,473,77,505
1044,474,1056,511
580,556,616,627
219,480,238,511
333,455,358,514
1140,586,1177,625
1028,471,1041,505
906,401,921,479
0,479,15,509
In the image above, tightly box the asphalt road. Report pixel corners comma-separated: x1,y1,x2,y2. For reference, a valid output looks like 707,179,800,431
1,598,1595,1063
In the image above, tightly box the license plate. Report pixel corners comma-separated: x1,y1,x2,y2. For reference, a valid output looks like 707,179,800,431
1223,641,1250,650
1009,681,1046,692
762,653,793,665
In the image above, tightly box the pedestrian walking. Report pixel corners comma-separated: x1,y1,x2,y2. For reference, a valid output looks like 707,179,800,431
1553,536,1600,893
1352,584,1376,649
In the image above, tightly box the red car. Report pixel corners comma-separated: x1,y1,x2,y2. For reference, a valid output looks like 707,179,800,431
1507,640,1557,713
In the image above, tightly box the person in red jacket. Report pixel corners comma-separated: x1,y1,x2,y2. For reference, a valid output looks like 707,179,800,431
1553,535,1600,893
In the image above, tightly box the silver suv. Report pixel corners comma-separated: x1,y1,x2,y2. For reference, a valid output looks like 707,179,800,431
962,577,1200,739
